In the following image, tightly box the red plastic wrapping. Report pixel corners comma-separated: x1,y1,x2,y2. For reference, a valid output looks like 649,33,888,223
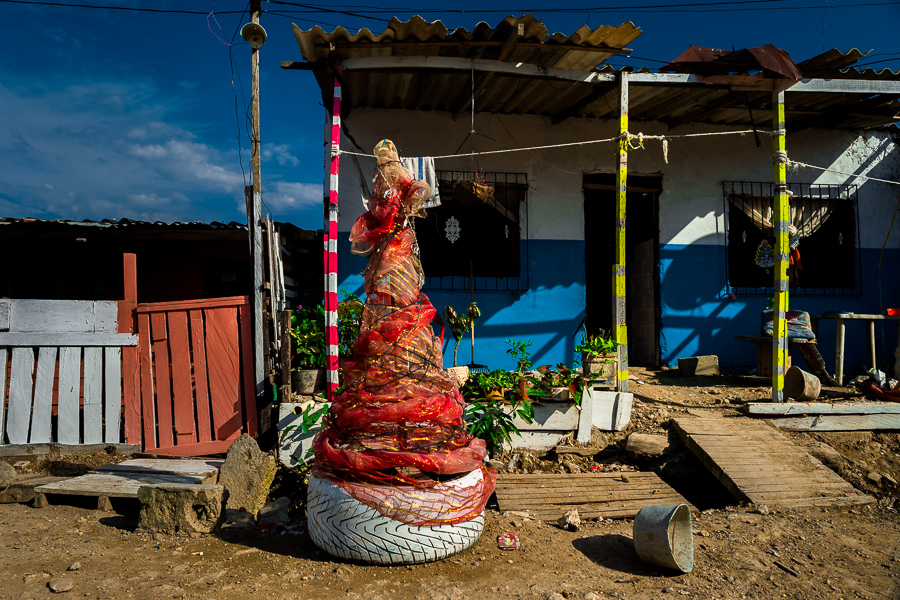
312,139,495,526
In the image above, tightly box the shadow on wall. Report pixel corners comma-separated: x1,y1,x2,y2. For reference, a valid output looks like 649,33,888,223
659,234,753,369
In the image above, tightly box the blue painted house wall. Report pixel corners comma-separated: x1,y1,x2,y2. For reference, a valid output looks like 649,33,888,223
334,109,900,378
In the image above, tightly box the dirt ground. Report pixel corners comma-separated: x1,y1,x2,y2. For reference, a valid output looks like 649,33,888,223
1,367,899,600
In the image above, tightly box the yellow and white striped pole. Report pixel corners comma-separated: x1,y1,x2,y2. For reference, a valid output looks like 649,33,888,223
615,72,629,393
771,86,790,402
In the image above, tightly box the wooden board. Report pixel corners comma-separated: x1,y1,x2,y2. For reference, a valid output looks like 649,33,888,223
672,417,874,508
0,475,68,504
768,415,900,431
495,472,696,521
94,458,223,480
747,402,900,415
35,472,209,498
35,458,224,499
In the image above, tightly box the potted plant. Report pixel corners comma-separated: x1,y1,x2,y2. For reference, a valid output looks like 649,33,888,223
290,303,326,395
574,327,619,386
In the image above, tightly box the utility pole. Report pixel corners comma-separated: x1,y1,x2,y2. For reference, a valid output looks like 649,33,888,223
248,0,265,400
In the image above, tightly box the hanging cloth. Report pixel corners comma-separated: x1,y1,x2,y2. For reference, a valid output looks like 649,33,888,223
402,156,441,208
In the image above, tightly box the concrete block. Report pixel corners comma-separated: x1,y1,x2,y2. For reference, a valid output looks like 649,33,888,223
218,434,276,517
137,483,226,536
277,402,330,468
678,355,719,376
587,390,633,431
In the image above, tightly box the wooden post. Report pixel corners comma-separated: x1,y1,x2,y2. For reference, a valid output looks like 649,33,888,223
835,317,846,385
867,319,877,371
771,85,789,402
614,72,629,393
249,0,265,401
119,253,140,445
324,67,342,400
280,310,292,401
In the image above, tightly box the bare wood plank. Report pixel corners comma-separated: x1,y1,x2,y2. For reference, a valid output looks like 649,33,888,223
57,347,81,445
7,347,36,445
137,313,156,449
206,307,242,440
136,296,250,314
94,458,223,479
35,472,208,499
82,347,103,444
6,300,119,334
29,346,57,443
119,254,140,445
151,312,174,449
0,475,68,504
0,348,7,444
0,333,137,347
0,443,138,457
189,310,212,444
747,402,900,416
103,347,122,444
167,311,196,445
769,415,900,431
239,302,258,437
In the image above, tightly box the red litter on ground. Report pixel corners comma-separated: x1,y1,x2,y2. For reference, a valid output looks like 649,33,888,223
498,533,520,550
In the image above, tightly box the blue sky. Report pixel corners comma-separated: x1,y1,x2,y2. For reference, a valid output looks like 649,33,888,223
1,0,898,231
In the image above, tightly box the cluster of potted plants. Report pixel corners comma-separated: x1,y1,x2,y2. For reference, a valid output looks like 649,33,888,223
290,291,363,395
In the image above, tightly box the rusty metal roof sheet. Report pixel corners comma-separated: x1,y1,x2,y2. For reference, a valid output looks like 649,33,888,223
290,17,900,131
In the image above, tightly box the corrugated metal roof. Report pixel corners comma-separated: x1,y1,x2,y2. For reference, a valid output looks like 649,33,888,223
291,17,900,131
0,217,248,230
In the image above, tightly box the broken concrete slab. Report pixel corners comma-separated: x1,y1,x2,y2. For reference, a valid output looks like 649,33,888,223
0,462,16,488
218,434,276,517
137,483,226,536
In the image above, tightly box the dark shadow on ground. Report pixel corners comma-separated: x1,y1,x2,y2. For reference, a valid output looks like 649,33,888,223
572,534,677,577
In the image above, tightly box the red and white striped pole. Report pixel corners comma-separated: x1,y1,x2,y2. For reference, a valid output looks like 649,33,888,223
324,67,342,400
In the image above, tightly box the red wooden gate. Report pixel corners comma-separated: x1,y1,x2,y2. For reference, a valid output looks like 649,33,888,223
126,296,257,456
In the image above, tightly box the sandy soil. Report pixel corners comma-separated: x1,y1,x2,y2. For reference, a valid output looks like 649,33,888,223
1,367,899,600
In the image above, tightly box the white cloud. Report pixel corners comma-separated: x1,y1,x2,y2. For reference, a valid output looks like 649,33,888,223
263,181,322,211
262,143,300,166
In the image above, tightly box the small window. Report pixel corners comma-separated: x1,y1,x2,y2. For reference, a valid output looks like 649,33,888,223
723,181,861,296
416,171,528,292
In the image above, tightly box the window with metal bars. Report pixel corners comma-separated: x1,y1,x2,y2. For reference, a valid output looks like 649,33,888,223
723,181,861,296
416,171,528,292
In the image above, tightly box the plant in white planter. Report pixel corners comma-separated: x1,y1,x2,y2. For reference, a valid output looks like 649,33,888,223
573,326,619,386
290,303,326,394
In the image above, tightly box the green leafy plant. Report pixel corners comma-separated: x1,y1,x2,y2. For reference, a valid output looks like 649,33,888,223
337,290,364,357
290,303,326,369
443,302,481,367
573,327,619,361
505,338,533,374
464,396,534,457
278,403,329,468
461,369,518,399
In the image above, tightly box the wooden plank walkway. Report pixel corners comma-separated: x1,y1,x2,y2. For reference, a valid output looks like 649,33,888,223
672,417,875,508
495,472,695,521
34,458,223,500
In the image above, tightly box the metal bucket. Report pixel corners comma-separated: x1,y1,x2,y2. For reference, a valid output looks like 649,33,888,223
784,366,821,401
632,504,694,573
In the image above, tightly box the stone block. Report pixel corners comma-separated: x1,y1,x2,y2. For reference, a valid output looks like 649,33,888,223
678,355,719,376
218,434,276,517
137,483,226,536
626,433,670,459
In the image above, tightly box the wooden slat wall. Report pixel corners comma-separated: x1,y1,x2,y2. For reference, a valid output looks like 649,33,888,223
129,296,255,456
0,298,136,447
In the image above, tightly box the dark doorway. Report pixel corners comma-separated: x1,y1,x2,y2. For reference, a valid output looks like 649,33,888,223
583,173,661,367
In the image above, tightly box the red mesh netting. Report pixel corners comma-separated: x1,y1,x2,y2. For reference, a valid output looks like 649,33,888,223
312,139,496,526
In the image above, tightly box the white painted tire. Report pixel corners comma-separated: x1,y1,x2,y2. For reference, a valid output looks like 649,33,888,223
307,472,485,564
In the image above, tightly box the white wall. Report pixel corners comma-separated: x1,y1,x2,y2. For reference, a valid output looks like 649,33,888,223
335,108,900,250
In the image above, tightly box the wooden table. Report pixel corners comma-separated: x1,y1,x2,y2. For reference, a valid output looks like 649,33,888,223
810,313,900,384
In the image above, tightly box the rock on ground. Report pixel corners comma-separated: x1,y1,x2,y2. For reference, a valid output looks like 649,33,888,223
218,434,276,517
257,496,291,526
0,461,15,488
626,433,669,459
137,483,226,536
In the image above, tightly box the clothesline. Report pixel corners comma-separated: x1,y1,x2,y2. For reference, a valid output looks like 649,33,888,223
335,128,778,161
786,159,900,187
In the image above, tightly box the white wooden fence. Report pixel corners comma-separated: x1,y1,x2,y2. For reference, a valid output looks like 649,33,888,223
0,300,137,446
